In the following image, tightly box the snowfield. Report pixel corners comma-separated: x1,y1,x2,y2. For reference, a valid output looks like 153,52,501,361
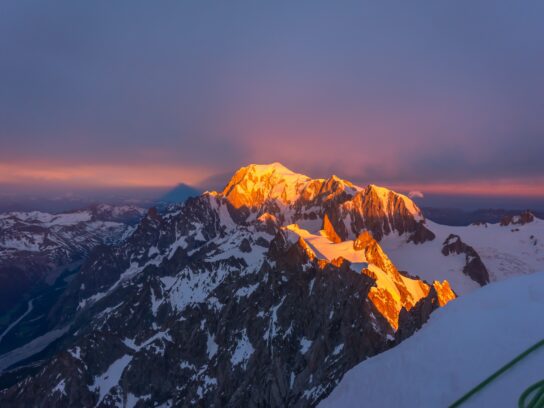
320,272,544,408
381,218,544,295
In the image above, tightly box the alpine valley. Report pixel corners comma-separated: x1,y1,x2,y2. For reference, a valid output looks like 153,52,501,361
0,163,543,407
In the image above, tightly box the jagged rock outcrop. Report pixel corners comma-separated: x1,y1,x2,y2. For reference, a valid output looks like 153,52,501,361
337,185,435,243
500,210,535,226
442,234,490,286
322,213,342,244
431,280,456,306
352,231,454,329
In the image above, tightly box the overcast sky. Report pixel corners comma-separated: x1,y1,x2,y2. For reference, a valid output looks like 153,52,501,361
1,1,543,199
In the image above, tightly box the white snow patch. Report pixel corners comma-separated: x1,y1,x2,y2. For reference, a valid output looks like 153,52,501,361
206,296,223,311
51,379,66,396
122,331,172,353
300,337,312,354
207,333,218,358
148,246,159,257
235,282,259,298
308,278,315,295
69,346,81,360
332,343,344,355
266,295,286,342
91,354,133,405
163,265,236,313
231,330,254,368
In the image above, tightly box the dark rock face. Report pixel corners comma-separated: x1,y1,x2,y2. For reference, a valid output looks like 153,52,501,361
239,238,252,253
0,191,441,407
396,286,440,341
500,210,535,226
0,264,43,313
442,234,490,286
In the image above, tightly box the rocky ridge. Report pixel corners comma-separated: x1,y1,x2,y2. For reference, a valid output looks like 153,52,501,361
441,234,490,286
499,210,535,226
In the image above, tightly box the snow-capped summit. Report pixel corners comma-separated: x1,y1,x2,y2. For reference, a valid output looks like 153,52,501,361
219,162,434,244
221,162,312,208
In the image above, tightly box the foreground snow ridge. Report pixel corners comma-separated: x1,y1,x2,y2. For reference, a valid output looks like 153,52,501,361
320,272,544,408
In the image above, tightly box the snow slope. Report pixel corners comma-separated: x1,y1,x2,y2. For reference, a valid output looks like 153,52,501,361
320,272,544,408
381,218,544,295
285,224,365,264
437,219,544,282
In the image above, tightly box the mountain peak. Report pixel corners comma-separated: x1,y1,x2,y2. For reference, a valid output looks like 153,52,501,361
232,162,301,179
221,163,361,208
221,163,310,208
364,183,422,219
216,163,432,243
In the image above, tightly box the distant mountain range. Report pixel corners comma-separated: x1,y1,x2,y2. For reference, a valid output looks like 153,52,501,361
0,163,542,407
0,184,201,214
0,204,145,316
422,206,544,226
